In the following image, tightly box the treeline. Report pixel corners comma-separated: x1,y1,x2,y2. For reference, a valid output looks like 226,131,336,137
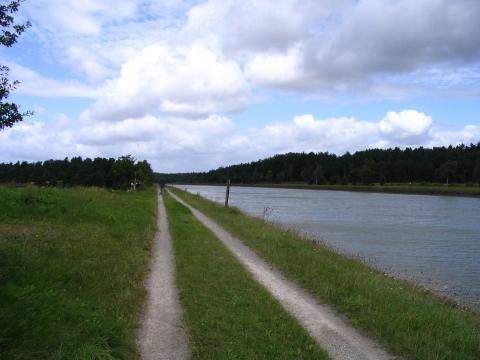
0,155,154,189
157,144,480,185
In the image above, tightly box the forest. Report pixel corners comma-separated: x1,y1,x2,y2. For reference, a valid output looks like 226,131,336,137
157,144,480,185
0,155,154,189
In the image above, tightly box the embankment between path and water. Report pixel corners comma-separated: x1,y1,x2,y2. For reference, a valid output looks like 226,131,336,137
169,186,480,360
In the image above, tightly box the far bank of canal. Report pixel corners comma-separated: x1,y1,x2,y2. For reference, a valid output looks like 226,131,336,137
177,184,480,309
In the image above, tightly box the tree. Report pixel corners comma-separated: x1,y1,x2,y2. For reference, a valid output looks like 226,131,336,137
136,160,154,186
109,155,136,190
313,163,325,185
438,160,458,185
359,159,377,185
0,155,156,189
153,143,480,185
300,166,313,183
0,0,31,130
265,170,273,182
473,160,480,186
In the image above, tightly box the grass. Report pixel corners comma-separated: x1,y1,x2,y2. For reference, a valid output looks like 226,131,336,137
234,182,480,197
163,193,328,359
0,186,157,360
169,187,480,360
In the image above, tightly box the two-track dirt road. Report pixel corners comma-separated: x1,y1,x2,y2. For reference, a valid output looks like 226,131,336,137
168,190,396,360
138,189,395,360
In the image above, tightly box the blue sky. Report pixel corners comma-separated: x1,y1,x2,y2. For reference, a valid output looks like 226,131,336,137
1,0,480,171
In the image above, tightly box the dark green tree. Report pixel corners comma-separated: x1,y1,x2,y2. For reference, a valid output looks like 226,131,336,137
136,160,154,186
359,159,377,185
0,155,155,189
300,166,313,183
109,155,136,190
438,160,458,185
313,163,325,185
154,143,480,186
473,160,480,186
265,170,273,182
0,0,31,130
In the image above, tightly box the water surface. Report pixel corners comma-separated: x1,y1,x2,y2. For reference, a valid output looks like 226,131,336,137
178,184,480,308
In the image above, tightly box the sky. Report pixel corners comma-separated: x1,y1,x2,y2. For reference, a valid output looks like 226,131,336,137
1,0,480,172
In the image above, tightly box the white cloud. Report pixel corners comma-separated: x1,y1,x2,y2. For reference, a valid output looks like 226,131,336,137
379,110,433,142
430,125,480,147
21,0,187,84
26,0,139,35
15,0,480,96
182,0,308,54
0,120,78,161
176,0,480,96
2,0,479,171
8,63,97,98
245,45,306,88
81,43,249,121
2,110,479,172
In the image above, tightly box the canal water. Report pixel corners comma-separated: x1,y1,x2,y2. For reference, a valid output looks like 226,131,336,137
177,184,480,308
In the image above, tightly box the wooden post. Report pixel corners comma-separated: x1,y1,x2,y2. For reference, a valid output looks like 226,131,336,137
225,179,231,207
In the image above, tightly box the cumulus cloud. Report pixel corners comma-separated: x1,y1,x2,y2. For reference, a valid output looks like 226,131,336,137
21,0,189,83
8,63,97,98
430,125,480,147
245,45,306,88
242,0,480,93
0,114,237,171
182,0,309,54
25,0,139,35
249,110,438,155
379,110,433,142
81,43,249,121
3,0,479,171
2,110,479,172
15,0,480,96
0,117,79,161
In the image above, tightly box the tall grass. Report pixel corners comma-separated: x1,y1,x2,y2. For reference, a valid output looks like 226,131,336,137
0,186,156,359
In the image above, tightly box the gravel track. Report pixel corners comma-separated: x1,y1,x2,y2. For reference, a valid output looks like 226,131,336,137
169,190,397,360
138,190,189,360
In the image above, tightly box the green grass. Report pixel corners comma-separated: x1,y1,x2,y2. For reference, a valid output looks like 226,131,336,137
169,187,480,360
234,182,480,197
163,193,328,359
0,186,157,360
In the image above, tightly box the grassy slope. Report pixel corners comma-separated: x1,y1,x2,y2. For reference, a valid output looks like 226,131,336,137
170,187,480,360
0,186,156,360
233,183,480,197
164,193,328,359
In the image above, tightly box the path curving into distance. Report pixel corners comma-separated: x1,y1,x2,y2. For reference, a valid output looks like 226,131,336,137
169,190,397,360
138,189,189,360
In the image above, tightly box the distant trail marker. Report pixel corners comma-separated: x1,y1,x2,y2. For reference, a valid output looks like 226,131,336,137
225,179,231,207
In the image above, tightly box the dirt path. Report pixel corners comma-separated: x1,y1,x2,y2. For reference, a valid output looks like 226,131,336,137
169,190,397,360
138,190,189,360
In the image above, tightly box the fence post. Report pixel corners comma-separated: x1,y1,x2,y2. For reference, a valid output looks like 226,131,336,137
225,179,231,207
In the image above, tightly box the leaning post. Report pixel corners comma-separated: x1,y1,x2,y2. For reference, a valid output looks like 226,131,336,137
225,179,231,207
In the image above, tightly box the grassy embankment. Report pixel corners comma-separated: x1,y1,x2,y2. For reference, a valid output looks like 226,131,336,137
0,186,156,359
163,193,327,359
234,182,480,197
169,187,480,360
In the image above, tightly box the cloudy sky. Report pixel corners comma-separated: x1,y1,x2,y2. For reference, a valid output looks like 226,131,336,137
1,0,480,172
